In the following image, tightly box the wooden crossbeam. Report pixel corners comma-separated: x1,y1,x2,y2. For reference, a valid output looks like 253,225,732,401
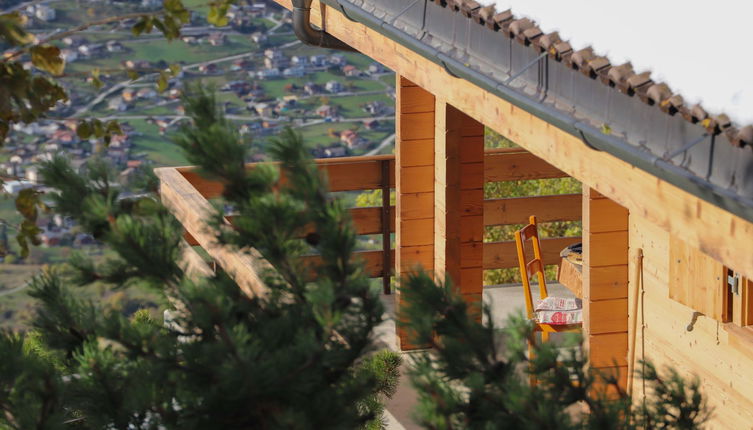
484,194,581,226
483,236,581,270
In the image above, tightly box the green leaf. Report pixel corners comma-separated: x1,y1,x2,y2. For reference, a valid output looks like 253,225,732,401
207,5,229,27
169,64,181,76
105,120,122,136
157,71,169,93
30,45,65,76
131,16,153,36
17,219,41,258
77,120,92,139
90,68,103,90
92,119,104,138
15,188,40,220
0,12,34,46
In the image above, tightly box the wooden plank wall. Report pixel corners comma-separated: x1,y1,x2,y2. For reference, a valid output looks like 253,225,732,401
396,76,436,349
631,215,753,429
668,237,727,321
434,101,484,317
582,188,629,389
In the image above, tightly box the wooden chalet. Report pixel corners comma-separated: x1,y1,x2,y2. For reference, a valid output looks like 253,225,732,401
156,1,753,427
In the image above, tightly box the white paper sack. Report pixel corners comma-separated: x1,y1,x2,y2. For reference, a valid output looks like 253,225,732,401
535,296,582,311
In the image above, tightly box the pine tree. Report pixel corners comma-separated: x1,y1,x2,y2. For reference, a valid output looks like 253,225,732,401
398,271,709,429
0,89,400,429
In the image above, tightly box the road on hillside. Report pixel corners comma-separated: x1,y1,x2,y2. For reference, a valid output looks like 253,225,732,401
73,39,301,118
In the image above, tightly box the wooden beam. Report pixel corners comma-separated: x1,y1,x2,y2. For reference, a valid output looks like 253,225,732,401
434,100,485,297
286,0,753,280
484,150,568,182
156,167,268,298
582,187,629,387
484,194,582,226
301,250,394,278
177,155,397,198
483,237,581,270
396,75,436,350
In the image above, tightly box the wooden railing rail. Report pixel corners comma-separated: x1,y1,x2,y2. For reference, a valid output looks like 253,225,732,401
160,150,581,296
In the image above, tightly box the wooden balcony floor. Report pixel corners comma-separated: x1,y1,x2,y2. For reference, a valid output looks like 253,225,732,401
376,283,578,429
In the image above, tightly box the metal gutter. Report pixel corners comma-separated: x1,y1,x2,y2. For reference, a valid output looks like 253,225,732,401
315,0,753,223
292,0,356,51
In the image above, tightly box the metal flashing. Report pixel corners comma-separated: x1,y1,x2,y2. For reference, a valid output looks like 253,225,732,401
313,0,753,222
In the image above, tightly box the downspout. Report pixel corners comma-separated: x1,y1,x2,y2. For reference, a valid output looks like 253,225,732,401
292,0,356,51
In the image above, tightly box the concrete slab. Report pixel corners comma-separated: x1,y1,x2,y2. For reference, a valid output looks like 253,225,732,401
377,283,578,429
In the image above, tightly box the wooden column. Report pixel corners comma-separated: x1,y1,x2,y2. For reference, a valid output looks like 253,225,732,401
396,76,436,350
434,101,484,316
582,187,630,390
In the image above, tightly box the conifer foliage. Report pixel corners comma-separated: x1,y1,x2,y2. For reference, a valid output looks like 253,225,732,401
0,89,400,429
399,271,710,429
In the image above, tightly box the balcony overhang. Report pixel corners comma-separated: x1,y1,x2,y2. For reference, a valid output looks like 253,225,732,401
275,0,753,280
301,0,753,225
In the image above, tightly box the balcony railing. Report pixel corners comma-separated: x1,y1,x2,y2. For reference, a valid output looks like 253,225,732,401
156,148,581,296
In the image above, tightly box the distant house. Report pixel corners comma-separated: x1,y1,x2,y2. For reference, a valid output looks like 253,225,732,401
363,119,380,130
340,129,361,148
364,100,386,115
141,0,161,8
254,103,273,117
368,62,385,74
106,41,125,53
198,63,219,74
78,43,105,58
309,55,329,67
265,56,289,70
230,59,254,71
121,88,137,102
136,88,157,99
208,32,227,46
2,180,34,195
329,54,347,66
315,104,338,118
123,60,152,70
25,166,39,184
325,80,343,93
291,55,309,66
265,48,284,60
34,5,56,21
181,34,206,44
51,129,77,145
283,66,306,78
60,49,78,63
342,65,359,77
304,82,322,95
324,145,347,158
40,229,64,247
62,36,87,47
251,32,268,44
256,68,280,79
108,97,128,112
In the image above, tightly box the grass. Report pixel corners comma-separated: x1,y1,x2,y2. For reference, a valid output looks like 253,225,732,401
128,120,188,167
331,94,393,118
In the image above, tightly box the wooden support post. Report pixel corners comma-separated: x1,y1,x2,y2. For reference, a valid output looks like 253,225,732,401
396,76,436,350
381,159,392,294
582,187,630,391
434,100,484,318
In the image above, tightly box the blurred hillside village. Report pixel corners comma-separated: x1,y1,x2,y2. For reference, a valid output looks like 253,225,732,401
1,0,396,260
